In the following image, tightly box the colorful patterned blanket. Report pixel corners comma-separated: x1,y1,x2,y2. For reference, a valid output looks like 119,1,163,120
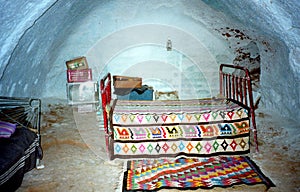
109,99,250,159
122,156,275,191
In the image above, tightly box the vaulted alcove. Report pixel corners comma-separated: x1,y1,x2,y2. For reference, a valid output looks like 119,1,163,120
0,1,299,191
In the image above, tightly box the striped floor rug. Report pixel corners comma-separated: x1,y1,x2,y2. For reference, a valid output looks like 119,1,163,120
122,156,275,191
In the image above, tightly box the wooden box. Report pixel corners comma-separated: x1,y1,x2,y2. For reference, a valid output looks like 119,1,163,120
66,56,88,70
67,68,92,83
113,75,142,89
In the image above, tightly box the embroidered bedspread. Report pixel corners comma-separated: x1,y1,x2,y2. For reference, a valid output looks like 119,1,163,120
109,98,250,159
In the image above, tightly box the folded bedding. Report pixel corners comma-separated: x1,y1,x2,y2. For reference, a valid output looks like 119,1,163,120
0,121,17,138
0,127,38,190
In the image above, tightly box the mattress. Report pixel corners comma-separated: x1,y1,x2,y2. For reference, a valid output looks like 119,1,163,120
109,98,250,159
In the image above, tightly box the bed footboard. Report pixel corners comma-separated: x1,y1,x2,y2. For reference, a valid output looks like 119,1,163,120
219,64,258,152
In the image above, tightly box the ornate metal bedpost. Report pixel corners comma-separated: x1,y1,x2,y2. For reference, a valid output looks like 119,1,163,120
245,70,259,152
100,78,108,134
100,73,113,158
219,65,224,96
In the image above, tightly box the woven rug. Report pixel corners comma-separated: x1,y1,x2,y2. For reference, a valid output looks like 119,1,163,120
122,156,275,191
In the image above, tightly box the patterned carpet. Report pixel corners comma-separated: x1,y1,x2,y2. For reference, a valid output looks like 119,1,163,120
122,156,275,191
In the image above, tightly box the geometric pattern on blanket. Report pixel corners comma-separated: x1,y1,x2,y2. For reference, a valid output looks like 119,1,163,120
113,120,249,140
123,156,275,191
113,134,249,158
112,101,248,125
113,109,248,125
110,99,250,159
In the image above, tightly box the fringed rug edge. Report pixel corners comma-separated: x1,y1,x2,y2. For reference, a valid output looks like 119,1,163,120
121,155,276,192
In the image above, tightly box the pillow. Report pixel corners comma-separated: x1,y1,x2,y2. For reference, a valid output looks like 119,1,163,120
0,121,17,138
155,91,179,100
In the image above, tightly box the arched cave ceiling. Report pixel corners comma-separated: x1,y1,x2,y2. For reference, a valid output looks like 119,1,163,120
0,0,299,121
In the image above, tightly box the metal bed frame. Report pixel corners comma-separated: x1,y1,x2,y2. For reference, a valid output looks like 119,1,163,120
100,64,258,155
220,64,258,152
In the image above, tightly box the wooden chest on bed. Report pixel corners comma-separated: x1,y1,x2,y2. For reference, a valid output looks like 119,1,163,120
113,75,142,89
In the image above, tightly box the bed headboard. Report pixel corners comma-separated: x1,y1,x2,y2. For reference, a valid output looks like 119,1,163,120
100,73,112,134
0,96,42,143
219,64,258,152
219,64,253,106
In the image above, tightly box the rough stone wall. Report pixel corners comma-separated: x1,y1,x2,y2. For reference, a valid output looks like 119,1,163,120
203,0,300,122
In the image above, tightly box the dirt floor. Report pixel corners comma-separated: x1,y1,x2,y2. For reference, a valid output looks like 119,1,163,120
17,104,299,192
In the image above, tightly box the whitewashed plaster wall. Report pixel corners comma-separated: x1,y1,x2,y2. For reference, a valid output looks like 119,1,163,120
0,0,299,122
51,1,234,100
0,0,102,97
